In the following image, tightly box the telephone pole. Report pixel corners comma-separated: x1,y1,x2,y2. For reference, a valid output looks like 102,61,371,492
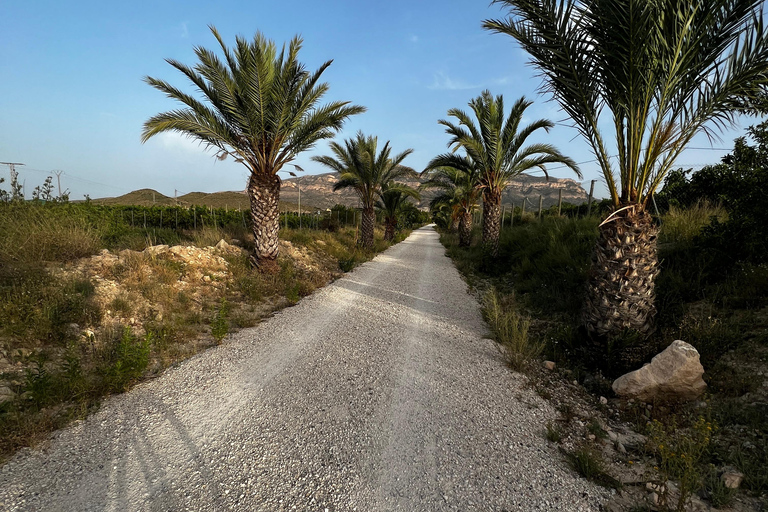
0,162,25,176
53,170,64,197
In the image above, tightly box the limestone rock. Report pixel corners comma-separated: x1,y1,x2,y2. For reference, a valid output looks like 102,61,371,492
612,340,706,402
721,468,744,489
0,386,14,403
543,360,556,371
145,244,169,256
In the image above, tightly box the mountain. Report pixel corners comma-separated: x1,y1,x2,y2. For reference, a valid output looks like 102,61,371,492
91,189,303,211
91,172,588,212
279,172,588,210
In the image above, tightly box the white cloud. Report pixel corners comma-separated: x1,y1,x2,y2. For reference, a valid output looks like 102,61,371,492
409,35,419,43
428,71,479,91
179,21,189,39
156,132,210,155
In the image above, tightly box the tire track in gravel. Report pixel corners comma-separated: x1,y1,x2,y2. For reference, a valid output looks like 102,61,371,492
0,226,609,511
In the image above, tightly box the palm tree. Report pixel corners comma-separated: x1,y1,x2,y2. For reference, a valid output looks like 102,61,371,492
421,157,482,247
375,185,421,241
141,26,364,271
485,0,768,337
313,132,415,248
434,92,580,255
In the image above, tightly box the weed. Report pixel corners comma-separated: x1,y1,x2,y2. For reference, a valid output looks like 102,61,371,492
704,467,736,508
101,328,151,392
587,418,608,440
545,421,562,443
482,289,541,370
647,417,715,511
210,299,230,344
567,446,621,489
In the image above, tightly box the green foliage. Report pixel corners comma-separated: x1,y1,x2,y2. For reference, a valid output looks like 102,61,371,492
102,328,151,392
210,299,230,344
314,132,416,216
486,0,768,209
142,26,364,180
648,417,715,511
0,269,101,344
482,288,541,370
659,121,768,265
545,421,562,443
567,447,621,489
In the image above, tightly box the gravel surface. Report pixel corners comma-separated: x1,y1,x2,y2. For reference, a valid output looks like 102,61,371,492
0,226,609,511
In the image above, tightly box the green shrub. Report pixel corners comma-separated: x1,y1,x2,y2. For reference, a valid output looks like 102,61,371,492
482,289,541,370
210,299,230,343
648,417,715,511
101,328,151,392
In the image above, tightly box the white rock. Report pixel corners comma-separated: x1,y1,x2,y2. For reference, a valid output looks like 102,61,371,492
612,340,706,402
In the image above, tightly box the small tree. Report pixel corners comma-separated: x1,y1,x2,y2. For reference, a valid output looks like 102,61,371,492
375,185,420,241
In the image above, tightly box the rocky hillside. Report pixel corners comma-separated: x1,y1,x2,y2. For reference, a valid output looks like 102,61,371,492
280,172,588,210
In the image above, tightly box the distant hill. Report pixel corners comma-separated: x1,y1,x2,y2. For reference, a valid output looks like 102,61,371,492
280,172,589,210
91,189,304,212
91,172,588,212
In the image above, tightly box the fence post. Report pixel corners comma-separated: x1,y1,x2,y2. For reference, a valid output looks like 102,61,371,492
160,209,163,228
143,211,146,229
176,209,178,230
557,189,563,217
510,202,515,227
194,208,196,230
131,209,134,226
587,180,595,217
538,195,543,220
521,197,526,221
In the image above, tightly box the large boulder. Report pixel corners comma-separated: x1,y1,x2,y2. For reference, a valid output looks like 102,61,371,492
612,340,706,402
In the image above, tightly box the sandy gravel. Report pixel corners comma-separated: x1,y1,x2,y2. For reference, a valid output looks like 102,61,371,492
0,226,609,511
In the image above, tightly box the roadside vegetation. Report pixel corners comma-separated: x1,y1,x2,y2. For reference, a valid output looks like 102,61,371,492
439,122,768,510
0,183,426,461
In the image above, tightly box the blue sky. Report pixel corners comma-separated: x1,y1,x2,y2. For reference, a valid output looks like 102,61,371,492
0,0,753,200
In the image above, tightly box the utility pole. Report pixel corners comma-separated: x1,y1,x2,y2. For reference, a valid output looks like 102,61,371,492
53,170,64,197
587,180,596,217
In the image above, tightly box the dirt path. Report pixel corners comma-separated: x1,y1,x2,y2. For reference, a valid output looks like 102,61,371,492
0,226,608,511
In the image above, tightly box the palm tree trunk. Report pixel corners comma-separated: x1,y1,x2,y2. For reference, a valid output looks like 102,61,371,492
458,211,473,247
359,206,375,248
450,216,460,233
482,189,502,256
582,207,659,337
247,173,281,273
384,217,396,241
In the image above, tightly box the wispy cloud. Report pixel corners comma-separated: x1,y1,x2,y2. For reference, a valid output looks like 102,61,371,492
409,35,419,43
179,21,189,39
428,71,479,91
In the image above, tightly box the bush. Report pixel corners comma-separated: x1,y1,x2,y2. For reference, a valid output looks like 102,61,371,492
482,289,541,370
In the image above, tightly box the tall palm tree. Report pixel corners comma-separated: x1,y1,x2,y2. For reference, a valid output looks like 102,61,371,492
421,157,482,247
375,185,421,241
434,92,580,256
313,132,415,248
485,0,768,337
141,26,364,271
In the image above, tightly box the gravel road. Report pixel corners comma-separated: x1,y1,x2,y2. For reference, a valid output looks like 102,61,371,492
0,226,609,511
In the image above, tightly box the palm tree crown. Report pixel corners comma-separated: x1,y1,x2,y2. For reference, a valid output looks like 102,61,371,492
485,0,768,208
430,91,580,253
313,132,415,247
141,26,364,269
142,26,365,177
438,92,580,192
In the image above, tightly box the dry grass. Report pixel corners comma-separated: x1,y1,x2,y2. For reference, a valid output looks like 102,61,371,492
658,200,726,245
